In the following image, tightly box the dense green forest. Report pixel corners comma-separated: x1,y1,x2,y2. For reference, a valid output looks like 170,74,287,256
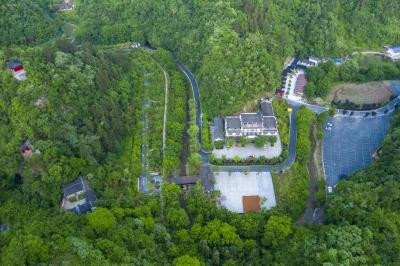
1,102,399,264
72,0,400,116
2,0,400,265
1,0,58,46
4,0,400,116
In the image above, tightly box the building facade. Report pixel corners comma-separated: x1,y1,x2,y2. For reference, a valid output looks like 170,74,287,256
225,100,278,139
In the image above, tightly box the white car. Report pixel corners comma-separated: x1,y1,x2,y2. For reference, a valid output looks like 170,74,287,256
327,122,333,127
327,186,333,194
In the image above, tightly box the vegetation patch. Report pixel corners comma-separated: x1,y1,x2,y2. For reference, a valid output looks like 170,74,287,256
328,81,393,106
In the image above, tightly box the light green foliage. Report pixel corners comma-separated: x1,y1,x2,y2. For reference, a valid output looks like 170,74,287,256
273,99,290,145
201,220,241,248
226,138,235,148
262,215,293,247
87,208,116,233
173,255,200,266
239,136,249,147
201,114,214,151
273,163,310,219
296,106,316,165
254,136,268,148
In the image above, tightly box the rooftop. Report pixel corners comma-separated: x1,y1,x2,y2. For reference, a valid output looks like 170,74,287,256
262,116,277,130
260,100,274,116
63,177,86,196
226,116,241,129
5,59,22,69
241,113,262,126
242,195,260,213
173,176,198,185
295,74,307,95
211,117,224,141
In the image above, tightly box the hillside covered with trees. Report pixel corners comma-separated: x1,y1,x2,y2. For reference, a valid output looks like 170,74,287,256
1,0,400,265
73,0,400,116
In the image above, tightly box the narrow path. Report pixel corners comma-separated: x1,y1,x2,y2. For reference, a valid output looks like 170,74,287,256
153,61,170,176
298,125,324,225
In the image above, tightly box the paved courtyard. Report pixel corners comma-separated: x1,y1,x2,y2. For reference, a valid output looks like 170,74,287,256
213,137,282,159
214,171,276,213
323,114,393,187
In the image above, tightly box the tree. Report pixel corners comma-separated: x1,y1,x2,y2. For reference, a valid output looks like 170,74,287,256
240,136,249,147
87,208,116,233
227,139,235,148
173,255,200,266
262,215,293,247
254,136,268,148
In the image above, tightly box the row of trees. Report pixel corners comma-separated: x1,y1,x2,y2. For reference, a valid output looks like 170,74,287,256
154,49,188,176
305,56,400,99
296,106,316,165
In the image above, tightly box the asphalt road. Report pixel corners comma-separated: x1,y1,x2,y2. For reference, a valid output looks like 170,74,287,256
173,56,398,177
172,55,203,144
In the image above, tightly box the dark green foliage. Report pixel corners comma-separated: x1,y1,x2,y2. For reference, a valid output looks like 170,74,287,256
0,0,58,46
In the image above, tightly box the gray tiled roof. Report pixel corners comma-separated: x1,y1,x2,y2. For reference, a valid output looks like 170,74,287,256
263,116,277,130
211,117,224,140
173,176,197,185
260,101,274,116
5,59,22,69
226,116,241,129
63,178,85,196
241,113,262,125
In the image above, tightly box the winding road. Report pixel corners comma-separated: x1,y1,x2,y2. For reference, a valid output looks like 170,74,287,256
173,56,301,172
173,55,399,176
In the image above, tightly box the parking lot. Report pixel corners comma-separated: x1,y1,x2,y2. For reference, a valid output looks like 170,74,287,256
323,114,393,187
214,172,276,213
213,137,282,159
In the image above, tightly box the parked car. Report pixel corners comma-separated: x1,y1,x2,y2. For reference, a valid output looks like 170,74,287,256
327,186,333,194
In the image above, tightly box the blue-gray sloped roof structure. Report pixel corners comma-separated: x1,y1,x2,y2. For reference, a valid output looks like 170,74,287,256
241,113,262,125
226,116,241,129
211,117,224,141
63,178,85,197
5,59,22,69
260,101,274,116
390,45,400,53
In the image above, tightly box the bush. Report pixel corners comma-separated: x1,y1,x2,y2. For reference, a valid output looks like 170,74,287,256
214,140,225,149
254,136,268,148
227,139,235,148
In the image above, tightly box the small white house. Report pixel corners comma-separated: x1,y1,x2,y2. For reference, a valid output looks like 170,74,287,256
385,45,400,61
131,42,141,49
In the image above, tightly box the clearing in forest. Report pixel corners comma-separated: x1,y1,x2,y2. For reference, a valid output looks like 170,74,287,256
328,81,393,105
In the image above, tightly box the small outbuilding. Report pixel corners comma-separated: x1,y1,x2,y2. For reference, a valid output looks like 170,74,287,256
61,177,96,215
173,176,198,191
5,59,26,81
384,45,400,60
131,42,141,48
58,0,74,11
211,117,224,142
20,140,33,157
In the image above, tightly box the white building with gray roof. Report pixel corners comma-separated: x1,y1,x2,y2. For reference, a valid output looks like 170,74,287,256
225,100,278,139
61,177,96,215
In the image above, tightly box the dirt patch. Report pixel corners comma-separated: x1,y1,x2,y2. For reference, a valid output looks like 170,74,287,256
328,81,393,105
242,196,261,213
